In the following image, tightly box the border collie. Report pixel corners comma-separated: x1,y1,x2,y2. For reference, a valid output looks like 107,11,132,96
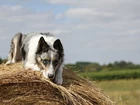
6,32,64,85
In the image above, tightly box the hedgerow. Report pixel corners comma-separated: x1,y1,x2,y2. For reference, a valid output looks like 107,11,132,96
79,69,140,80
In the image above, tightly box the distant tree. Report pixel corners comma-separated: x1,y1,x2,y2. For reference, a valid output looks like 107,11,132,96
2,58,7,64
113,61,119,68
107,63,113,68
0,57,7,64
76,62,92,72
65,64,81,72
84,63,102,72
118,61,127,68
0,58,3,64
106,61,140,70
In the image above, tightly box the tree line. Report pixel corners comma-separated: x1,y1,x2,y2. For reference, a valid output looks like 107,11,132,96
65,61,140,72
0,58,7,64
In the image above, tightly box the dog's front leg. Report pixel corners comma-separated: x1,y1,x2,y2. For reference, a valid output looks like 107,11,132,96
24,62,40,71
5,53,12,65
6,52,15,65
55,66,63,85
5,41,15,65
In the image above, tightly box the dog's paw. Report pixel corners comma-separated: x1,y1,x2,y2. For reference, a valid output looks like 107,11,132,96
55,77,63,85
11,59,16,63
5,61,12,65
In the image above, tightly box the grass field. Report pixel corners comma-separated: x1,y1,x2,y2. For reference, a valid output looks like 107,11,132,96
94,79,140,105
79,69,140,80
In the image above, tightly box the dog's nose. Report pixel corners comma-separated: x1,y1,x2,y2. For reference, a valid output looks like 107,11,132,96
48,74,54,78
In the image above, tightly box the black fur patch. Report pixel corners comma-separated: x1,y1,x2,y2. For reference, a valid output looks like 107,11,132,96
53,39,64,57
36,37,50,54
21,46,26,60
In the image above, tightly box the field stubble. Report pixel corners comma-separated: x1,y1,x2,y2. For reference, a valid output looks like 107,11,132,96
95,79,140,105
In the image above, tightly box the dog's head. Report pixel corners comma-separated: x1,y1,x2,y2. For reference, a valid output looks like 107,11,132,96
36,37,64,80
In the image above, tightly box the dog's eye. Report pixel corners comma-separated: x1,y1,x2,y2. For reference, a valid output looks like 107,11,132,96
42,59,49,65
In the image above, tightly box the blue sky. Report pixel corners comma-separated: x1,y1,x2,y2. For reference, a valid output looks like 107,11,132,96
0,0,140,64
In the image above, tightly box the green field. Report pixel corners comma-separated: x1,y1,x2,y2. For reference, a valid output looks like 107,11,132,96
79,69,140,80
78,69,140,105
94,79,140,105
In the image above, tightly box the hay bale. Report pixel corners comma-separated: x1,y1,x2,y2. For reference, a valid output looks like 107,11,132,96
0,63,114,105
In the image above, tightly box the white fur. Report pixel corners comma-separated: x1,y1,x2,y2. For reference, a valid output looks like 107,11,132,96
24,34,56,70
12,39,17,63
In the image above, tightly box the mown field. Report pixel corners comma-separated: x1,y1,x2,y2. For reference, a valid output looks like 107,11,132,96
78,69,140,105
95,79,140,105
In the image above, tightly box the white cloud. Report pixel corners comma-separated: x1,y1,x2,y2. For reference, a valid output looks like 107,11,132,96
11,5,23,11
48,0,140,21
0,0,140,64
46,0,80,5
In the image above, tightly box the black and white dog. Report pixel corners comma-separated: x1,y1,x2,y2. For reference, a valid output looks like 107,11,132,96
6,32,64,85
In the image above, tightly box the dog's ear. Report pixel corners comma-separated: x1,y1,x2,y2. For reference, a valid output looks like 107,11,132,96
53,39,64,54
36,37,49,54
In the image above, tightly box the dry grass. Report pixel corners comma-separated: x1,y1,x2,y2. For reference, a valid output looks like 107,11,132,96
95,79,140,105
0,62,114,105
